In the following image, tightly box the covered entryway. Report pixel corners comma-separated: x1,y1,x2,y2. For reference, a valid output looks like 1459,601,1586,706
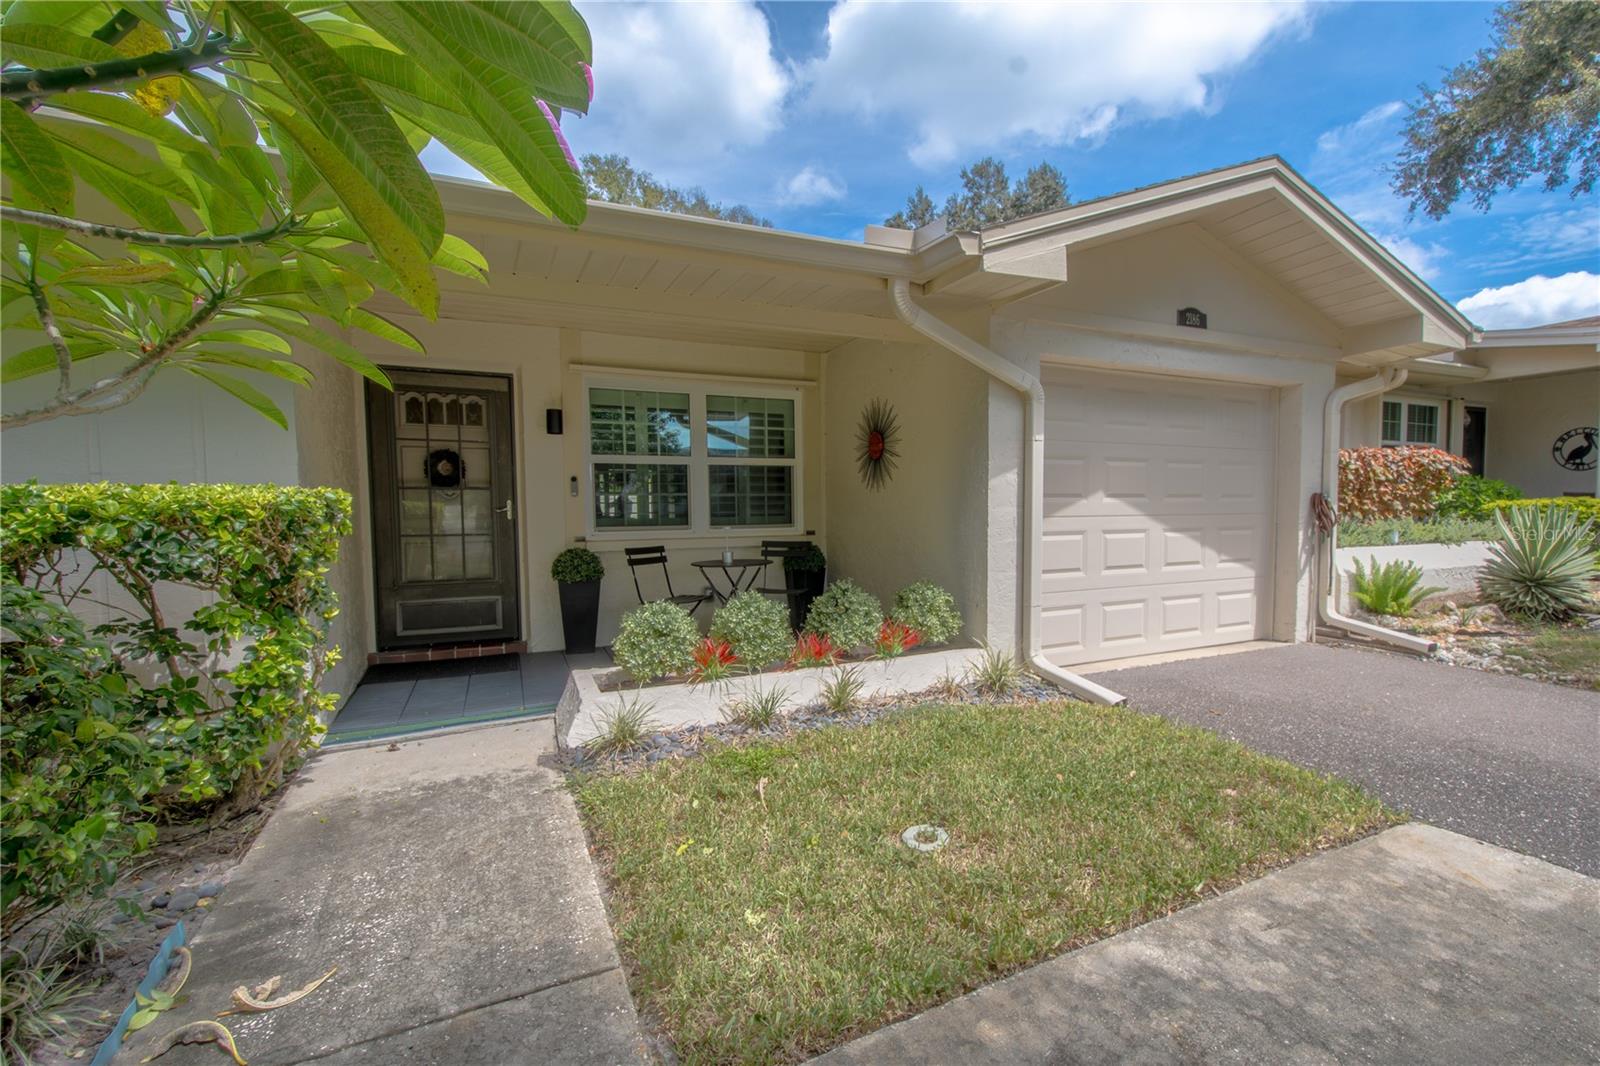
1039,366,1277,665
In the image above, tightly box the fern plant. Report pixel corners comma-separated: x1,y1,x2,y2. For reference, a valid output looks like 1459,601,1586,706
1478,506,1598,621
1349,557,1443,617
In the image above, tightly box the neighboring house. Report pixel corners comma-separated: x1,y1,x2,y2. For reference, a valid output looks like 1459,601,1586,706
1341,316,1599,497
11,155,1585,704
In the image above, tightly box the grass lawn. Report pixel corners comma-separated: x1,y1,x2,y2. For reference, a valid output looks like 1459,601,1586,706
1502,626,1600,690
575,701,1393,1064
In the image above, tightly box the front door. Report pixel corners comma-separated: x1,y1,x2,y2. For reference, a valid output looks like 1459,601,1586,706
366,369,520,649
1462,405,1487,476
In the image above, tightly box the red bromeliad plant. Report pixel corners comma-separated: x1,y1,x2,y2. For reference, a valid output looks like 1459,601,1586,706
1338,447,1469,521
873,621,922,659
691,638,738,683
788,632,837,669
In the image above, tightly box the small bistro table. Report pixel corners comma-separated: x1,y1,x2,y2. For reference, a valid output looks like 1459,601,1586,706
691,558,769,605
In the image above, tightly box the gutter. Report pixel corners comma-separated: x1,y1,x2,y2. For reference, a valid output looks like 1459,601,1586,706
1318,368,1438,655
888,279,1126,706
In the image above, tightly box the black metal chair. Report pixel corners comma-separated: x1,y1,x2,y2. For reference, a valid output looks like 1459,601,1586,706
624,546,707,615
757,540,812,597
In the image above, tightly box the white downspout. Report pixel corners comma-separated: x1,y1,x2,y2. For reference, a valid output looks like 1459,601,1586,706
888,279,1125,705
1319,367,1438,655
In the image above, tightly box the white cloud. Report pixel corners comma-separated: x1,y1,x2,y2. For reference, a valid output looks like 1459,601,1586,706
569,2,790,173
1457,271,1600,329
802,1,1310,166
778,165,847,206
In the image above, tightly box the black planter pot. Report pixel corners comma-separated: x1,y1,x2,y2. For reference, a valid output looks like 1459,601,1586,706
557,579,601,654
785,567,826,632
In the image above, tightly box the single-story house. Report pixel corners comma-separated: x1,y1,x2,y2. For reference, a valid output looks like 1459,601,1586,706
1340,315,1599,496
7,155,1592,704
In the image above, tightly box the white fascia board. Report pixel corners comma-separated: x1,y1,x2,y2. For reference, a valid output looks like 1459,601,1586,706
1468,324,1600,349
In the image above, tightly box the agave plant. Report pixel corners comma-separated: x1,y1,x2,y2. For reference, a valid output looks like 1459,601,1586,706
1478,506,1599,621
1350,557,1443,617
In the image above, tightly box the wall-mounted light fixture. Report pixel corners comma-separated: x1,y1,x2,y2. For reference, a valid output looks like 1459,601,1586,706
546,408,564,434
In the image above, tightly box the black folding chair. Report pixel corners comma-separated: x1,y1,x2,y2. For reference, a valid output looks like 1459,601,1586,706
624,546,708,615
758,540,812,597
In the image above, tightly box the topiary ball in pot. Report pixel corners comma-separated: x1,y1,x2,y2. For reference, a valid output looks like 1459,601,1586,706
612,600,700,682
710,590,793,671
803,579,883,654
551,547,604,584
552,547,605,654
890,581,962,645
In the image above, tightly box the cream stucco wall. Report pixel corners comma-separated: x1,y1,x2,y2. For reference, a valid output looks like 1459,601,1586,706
1341,367,1599,497
821,336,996,644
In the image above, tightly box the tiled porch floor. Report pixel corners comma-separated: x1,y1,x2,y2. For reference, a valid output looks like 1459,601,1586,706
325,650,610,744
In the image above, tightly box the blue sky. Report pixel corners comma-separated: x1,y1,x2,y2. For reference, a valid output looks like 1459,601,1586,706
425,1,1599,329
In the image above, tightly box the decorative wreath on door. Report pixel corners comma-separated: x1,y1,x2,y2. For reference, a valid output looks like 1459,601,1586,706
855,398,901,490
426,448,465,488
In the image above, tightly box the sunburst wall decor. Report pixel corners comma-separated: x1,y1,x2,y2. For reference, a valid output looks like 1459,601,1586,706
855,398,901,490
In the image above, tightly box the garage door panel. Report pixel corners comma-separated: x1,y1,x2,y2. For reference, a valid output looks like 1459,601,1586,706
1040,368,1275,665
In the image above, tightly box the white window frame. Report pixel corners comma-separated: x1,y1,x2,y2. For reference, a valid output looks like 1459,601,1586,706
581,371,804,540
1381,397,1443,447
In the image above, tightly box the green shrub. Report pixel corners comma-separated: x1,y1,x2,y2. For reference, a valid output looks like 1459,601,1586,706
1479,506,1598,620
551,547,604,583
1491,498,1600,551
709,590,793,670
0,579,164,936
1436,475,1522,519
890,582,963,645
782,543,826,576
1337,516,1499,547
1348,557,1443,617
803,579,883,652
611,600,699,682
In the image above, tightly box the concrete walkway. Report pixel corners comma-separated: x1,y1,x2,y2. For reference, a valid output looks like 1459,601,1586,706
116,719,648,1065
1086,642,1600,876
815,824,1600,1065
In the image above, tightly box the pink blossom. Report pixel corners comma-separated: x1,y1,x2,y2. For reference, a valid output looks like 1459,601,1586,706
536,99,579,173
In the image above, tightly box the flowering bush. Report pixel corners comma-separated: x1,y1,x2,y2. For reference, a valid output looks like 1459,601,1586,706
890,582,962,645
873,620,922,659
1338,447,1468,521
788,632,837,669
612,601,699,682
690,638,738,684
804,580,883,653
709,590,793,671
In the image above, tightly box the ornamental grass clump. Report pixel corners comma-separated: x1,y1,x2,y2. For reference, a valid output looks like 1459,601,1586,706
890,582,962,645
804,580,883,653
1478,505,1598,621
589,693,660,757
1349,557,1443,617
722,683,792,729
710,590,793,672
612,601,699,682
817,666,867,715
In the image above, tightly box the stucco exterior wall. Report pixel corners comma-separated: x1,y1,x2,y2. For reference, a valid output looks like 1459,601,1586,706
1340,367,1599,497
821,336,995,643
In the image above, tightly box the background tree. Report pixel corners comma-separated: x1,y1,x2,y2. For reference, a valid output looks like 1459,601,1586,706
1393,0,1600,218
0,1,593,429
581,153,772,227
884,158,1069,230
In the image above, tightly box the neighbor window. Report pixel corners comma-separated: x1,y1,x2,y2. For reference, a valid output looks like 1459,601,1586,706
586,379,800,534
1381,399,1441,447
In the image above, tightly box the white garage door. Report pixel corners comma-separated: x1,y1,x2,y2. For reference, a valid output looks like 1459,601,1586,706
1040,366,1276,665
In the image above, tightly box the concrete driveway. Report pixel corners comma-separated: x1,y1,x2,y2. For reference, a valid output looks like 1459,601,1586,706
116,719,648,1066
1086,642,1600,876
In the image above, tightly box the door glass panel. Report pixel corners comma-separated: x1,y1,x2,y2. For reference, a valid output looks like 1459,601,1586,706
433,537,463,580
464,536,494,579
462,490,493,534
400,490,430,535
431,496,462,535
402,536,433,582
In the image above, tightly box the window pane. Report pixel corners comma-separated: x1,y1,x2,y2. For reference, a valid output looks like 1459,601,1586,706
709,465,793,527
1406,404,1438,444
1381,401,1402,442
589,388,690,456
593,463,690,528
707,395,795,458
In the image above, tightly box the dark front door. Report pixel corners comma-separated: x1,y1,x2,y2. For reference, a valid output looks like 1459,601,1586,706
367,370,520,649
1462,405,1487,476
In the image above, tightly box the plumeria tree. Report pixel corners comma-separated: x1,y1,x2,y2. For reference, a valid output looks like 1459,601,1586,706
0,1,592,429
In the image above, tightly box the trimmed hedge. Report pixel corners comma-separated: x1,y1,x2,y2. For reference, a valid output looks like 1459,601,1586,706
890,582,962,645
1491,497,1600,551
1,482,352,932
804,579,883,653
1338,446,1468,521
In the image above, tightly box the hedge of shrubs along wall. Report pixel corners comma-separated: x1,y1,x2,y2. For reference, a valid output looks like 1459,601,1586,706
1,482,351,933
1337,446,1469,521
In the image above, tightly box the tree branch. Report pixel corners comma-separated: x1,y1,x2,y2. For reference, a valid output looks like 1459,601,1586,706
1,288,226,430
0,206,302,248
1,34,234,103
23,267,74,398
